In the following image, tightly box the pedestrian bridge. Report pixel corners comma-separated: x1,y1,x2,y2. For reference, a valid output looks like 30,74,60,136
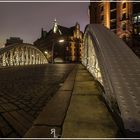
0,43,48,66
0,24,140,137
82,24,140,136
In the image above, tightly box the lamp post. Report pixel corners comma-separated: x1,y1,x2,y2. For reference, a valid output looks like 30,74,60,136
44,51,48,55
52,39,64,64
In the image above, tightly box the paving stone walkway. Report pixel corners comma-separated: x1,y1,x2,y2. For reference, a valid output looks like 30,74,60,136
62,64,123,138
0,64,75,138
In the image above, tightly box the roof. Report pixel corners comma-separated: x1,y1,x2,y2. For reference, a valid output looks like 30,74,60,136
58,25,76,35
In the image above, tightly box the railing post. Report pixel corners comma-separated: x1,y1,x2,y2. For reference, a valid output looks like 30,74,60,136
33,49,35,64
10,50,13,66
29,48,32,65
16,48,19,66
2,53,6,66
38,55,40,64
25,47,28,65
36,52,38,64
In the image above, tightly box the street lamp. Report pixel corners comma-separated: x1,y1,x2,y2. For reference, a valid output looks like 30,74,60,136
44,51,48,54
58,39,65,43
52,39,65,64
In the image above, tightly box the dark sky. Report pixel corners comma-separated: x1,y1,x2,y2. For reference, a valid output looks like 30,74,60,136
0,2,89,47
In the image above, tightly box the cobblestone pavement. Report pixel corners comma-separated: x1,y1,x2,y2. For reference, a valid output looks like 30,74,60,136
0,64,75,138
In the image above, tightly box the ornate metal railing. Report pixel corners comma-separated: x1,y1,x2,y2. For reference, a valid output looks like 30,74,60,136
0,43,48,67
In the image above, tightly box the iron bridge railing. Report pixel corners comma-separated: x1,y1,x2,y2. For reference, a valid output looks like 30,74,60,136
0,43,48,67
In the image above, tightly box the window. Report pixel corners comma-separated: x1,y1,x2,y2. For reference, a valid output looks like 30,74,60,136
101,15,104,21
133,16,138,23
101,6,103,12
134,28,137,34
122,13,126,20
133,3,140,14
111,11,117,19
138,15,140,22
122,22,126,30
122,3,126,9
110,2,116,9
110,21,117,29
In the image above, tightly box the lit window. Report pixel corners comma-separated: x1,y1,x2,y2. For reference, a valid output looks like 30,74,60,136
122,22,126,30
138,15,140,22
134,28,137,34
133,16,137,23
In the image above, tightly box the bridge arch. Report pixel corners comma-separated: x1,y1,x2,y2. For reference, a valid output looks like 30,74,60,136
82,24,140,136
0,43,48,67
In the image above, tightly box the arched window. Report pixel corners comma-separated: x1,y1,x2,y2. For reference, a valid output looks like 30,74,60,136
122,3,126,9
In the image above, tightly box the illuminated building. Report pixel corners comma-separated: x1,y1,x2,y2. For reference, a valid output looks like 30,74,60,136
89,2,140,57
34,20,83,63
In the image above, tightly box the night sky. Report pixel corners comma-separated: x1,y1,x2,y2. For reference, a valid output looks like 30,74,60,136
0,2,89,47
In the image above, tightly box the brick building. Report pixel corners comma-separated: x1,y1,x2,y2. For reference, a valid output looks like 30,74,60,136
89,1,140,57
34,20,83,63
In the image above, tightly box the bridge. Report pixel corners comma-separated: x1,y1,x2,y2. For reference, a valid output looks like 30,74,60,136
0,43,48,67
0,24,140,138
82,24,140,136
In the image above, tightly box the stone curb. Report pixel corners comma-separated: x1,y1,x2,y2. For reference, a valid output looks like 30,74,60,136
24,65,77,138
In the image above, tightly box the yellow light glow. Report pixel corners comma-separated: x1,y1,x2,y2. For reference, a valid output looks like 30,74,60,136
44,51,48,54
58,39,64,43
122,0,126,3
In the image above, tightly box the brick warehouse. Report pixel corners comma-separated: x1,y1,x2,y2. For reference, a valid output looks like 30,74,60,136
89,1,140,57
34,20,83,63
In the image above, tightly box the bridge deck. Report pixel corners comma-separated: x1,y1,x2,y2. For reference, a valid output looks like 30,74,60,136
62,64,122,138
0,64,122,138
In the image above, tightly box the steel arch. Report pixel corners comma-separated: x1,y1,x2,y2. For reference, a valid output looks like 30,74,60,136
82,24,140,136
0,43,48,67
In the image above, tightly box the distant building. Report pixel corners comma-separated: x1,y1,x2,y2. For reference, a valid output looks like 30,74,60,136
5,37,23,46
34,20,83,63
89,2,140,57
